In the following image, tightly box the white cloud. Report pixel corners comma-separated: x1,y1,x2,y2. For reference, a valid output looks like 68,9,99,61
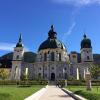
62,22,76,42
0,43,15,51
52,0,100,6
66,22,76,35
0,42,29,51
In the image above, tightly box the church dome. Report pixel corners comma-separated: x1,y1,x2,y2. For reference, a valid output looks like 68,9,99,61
81,34,92,49
38,25,66,51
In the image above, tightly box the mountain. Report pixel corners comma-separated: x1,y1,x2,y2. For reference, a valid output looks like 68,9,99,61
0,52,100,68
0,52,37,68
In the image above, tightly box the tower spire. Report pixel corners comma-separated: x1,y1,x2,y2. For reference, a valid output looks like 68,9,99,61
19,33,22,43
51,25,54,31
16,33,23,47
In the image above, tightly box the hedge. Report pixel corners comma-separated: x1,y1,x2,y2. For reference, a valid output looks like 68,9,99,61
0,80,48,85
74,90,100,100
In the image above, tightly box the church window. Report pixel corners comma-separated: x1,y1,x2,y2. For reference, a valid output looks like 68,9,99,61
52,67,54,70
14,66,18,78
59,53,61,61
64,73,67,79
39,67,41,70
59,73,61,78
44,53,47,61
44,74,47,78
51,52,55,61
87,56,90,60
16,55,19,59
38,73,41,77
64,68,67,70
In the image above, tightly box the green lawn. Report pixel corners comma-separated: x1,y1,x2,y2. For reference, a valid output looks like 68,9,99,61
66,86,100,100
0,85,45,100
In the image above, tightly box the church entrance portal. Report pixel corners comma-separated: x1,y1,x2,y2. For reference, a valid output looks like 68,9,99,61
51,73,55,81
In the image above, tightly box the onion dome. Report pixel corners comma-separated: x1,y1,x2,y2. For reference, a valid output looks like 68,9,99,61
16,33,23,47
38,25,66,51
81,34,92,49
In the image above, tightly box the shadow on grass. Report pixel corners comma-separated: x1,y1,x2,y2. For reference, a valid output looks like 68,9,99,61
74,90,82,94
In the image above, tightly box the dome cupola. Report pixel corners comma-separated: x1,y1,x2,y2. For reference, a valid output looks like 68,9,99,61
38,25,66,51
81,34,92,49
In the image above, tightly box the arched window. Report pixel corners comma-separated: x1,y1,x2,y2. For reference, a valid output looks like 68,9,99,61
51,52,54,61
59,73,61,78
16,55,19,59
59,53,61,61
15,66,18,74
14,66,18,78
38,73,41,78
44,53,47,61
44,74,47,78
87,56,90,60
64,73,67,79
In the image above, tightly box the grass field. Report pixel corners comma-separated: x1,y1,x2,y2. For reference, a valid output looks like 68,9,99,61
0,85,45,100
66,86,100,100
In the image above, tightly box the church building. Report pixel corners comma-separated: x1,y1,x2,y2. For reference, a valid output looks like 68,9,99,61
10,25,94,81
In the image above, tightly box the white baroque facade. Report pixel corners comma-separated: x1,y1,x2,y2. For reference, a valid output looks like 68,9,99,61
10,26,94,81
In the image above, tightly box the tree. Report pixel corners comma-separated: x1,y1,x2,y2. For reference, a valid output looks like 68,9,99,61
90,65,100,79
0,69,10,80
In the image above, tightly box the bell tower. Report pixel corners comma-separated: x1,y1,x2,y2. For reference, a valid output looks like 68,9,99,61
80,34,93,62
11,33,24,80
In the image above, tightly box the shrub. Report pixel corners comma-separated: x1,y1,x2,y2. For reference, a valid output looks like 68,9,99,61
0,80,48,85
74,90,100,100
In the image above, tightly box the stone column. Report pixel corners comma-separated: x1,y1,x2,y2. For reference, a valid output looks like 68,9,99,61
85,69,92,91
76,68,79,80
65,80,67,87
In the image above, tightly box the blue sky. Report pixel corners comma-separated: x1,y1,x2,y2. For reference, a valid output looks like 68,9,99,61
0,0,100,56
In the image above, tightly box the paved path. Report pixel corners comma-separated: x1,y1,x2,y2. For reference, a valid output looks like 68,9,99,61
39,85,75,100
